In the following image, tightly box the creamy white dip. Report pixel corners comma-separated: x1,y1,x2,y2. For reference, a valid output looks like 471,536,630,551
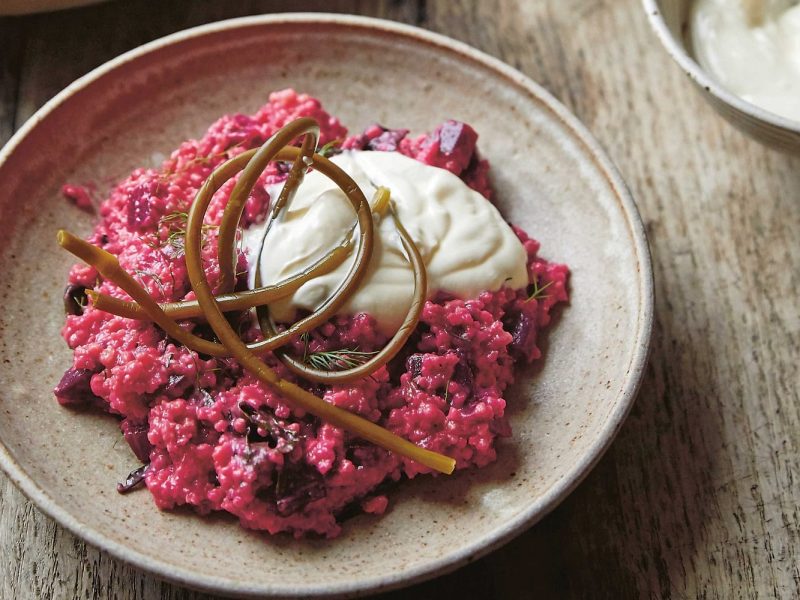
692,0,800,122
242,151,529,335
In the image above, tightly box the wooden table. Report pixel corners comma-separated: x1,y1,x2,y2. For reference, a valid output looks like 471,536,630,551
2,1,798,597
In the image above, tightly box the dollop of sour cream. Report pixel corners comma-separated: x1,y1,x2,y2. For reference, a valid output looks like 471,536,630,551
242,151,529,335
691,0,800,123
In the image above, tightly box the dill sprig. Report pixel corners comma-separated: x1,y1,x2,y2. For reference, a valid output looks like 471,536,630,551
526,276,553,302
442,373,453,404
157,210,218,256
305,347,378,371
299,331,311,363
160,211,189,223
133,268,167,298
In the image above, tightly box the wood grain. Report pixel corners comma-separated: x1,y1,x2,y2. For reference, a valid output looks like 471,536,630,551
1,0,798,598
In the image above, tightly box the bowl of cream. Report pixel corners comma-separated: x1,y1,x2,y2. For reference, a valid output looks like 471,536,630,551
643,0,800,152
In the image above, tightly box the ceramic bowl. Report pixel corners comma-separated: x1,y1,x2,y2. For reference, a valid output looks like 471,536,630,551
643,0,800,153
0,14,653,598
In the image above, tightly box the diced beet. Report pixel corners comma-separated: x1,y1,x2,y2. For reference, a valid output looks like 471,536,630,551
120,418,152,462
117,464,148,494
438,121,472,154
274,465,326,516
346,124,409,152
419,120,478,175
63,284,87,316
366,127,409,152
54,368,101,407
451,350,475,403
504,310,537,361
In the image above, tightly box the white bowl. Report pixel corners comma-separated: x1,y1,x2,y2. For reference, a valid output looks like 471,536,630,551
643,0,800,152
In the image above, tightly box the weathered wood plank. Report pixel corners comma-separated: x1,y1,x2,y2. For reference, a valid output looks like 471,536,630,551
0,17,25,145
422,1,800,598
10,0,423,126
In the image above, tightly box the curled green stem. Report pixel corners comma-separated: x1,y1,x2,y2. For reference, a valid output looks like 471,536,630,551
259,195,428,384
58,119,455,475
184,137,454,474
88,234,353,321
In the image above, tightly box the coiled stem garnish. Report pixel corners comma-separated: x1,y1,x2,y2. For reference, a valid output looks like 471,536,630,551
87,233,354,321
57,117,455,475
257,195,428,385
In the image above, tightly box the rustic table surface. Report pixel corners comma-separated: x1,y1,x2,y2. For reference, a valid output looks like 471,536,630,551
2,0,798,598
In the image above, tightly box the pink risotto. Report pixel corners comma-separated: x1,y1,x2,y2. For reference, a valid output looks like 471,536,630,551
56,89,569,538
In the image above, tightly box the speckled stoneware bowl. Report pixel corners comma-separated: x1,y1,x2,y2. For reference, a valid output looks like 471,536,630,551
643,0,800,153
0,14,653,598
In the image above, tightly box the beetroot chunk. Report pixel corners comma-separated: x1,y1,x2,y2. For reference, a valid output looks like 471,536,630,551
117,464,148,494
275,466,326,516
366,127,409,152
416,120,478,175
344,124,409,152
121,418,153,462
504,310,537,362
63,284,88,316
54,368,100,407
451,350,475,403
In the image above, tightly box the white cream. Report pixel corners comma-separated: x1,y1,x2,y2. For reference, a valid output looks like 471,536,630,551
242,151,529,335
691,0,800,122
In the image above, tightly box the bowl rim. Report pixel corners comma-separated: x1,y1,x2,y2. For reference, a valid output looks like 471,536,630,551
0,12,654,598
641,0,800,134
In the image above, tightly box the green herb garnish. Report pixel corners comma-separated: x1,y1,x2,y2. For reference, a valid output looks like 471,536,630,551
442,373,454,404
133,269,167,298
299,331,311,363
305,348,379,371
526,276,553,302
157,210,218,257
